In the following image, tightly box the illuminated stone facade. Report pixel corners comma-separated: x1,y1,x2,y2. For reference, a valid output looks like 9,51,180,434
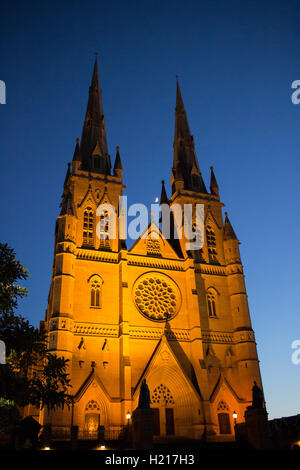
39,59,263,442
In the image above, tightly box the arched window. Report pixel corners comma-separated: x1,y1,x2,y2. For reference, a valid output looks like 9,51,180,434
88,275,103,308
206,225,218,264
146,238,161,256
217,401,231,434
83,207,94,247
151,384,175,405
94,156,101,169
85,399,100,412
207,289,217,317
99,210,110,250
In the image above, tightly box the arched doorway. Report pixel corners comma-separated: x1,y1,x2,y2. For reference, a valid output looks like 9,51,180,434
217,400,231,435
151,384,175,436
84,400,101,436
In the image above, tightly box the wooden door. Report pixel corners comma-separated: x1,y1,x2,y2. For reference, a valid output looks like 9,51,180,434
153,408,160,435
218,413,231,434
165,408,175,435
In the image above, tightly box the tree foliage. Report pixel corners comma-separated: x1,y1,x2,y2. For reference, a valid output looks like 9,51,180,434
0,243,29,315
0,243,71,419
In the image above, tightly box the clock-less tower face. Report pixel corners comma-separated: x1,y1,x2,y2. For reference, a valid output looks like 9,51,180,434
132,272,181,322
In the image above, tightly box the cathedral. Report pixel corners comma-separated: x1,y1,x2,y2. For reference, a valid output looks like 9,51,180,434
39,59,263,442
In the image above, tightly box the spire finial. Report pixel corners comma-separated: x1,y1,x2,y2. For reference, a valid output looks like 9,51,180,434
210,165,219,198
113,146,122,174
224,212,238,241
160,179,168,205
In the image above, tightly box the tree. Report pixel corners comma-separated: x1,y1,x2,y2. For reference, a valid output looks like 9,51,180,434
29,354,72,413
0,243,28,315
0,243,72,437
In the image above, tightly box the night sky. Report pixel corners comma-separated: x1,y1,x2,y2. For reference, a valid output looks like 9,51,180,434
1,0,300,419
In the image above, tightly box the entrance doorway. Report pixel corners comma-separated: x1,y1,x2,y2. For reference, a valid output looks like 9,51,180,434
152,407,175,436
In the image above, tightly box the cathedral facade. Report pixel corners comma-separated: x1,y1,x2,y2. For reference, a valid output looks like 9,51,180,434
40,59,263,442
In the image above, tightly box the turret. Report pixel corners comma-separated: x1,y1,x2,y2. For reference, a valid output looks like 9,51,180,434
210,166,220,199
113,146,123,179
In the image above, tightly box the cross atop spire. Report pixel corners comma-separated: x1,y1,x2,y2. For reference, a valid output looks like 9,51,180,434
172,81,207,194
80,57,110,174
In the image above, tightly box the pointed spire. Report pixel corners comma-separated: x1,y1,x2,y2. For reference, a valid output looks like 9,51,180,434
60,163,75,216
224,212,238,241
113,146,123,173
210,166,219,198
63,162,71,187
172,80,206,194
176,79,185,113
160,180,169,205
72,138,81,162
80,57,110,174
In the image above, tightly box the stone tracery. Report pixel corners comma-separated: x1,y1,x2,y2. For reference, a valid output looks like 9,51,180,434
133,273,181,321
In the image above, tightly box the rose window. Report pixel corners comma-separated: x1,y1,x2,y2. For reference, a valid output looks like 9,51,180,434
133,273,181,322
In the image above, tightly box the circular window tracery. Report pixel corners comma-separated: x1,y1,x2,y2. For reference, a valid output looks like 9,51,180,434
151,385,175,405
85,399,100,411
217,400,229,411
133,273,181,322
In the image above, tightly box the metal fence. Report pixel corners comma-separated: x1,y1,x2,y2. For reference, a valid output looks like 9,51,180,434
50,427,125,442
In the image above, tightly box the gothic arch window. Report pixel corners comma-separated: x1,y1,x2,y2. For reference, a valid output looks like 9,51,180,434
217,400,229,412
207,288,217,318
151,384,175,405
98,210,111,250
83,207,94,247
146,238,161,257
206,225,218,264
217,401,231,434
85,399,100,412
94,156,101,170
88,275,103,308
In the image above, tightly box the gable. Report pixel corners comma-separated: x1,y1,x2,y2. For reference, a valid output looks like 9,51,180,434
133,334,201,407
77,184,98,209
129,222,181,260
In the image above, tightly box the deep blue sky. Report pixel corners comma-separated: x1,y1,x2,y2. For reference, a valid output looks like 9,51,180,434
1,0,300,419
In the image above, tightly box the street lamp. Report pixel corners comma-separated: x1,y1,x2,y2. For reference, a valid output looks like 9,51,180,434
233,411,237,426
126,411,131,426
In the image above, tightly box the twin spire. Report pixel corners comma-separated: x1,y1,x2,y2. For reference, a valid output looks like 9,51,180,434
172,80,207,195
74,57,121,176
72,60,218,199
